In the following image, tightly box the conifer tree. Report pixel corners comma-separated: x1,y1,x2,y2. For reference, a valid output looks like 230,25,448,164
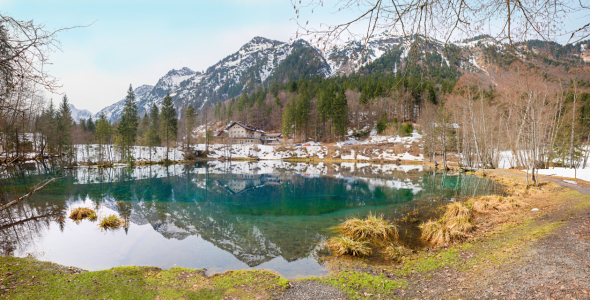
57,95,73,162
184,105,196,150
282,97,296,140
95,113,112,164
333,89,349,139
295,88,311,140
150,103,160,132
86,116,95,132
145,104,161,161
39,99,57,156
117,84,139,162
318,88,335,140
160,93,178,161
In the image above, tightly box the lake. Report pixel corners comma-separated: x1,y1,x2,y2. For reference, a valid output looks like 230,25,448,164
0,161,503,279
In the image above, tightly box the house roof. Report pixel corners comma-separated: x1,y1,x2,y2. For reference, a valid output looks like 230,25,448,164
263,133,282,137
225,121,266,134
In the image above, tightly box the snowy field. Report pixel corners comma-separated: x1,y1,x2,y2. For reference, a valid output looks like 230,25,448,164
496,150,590,183
55,133,424,164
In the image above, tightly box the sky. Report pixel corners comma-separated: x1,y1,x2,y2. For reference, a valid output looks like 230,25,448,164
2,1,588,114
1,0,317,113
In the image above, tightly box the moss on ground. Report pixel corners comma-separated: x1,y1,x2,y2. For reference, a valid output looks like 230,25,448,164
0,256,288,299
309,270,407,299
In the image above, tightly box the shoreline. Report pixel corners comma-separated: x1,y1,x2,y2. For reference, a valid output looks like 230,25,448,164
3,170,589,298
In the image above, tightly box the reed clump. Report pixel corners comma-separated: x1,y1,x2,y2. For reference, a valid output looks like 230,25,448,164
329,213,400,258
383,243,412,262
420,202,475,247
69,207,97,221
328,236,372,257
98,214,125,230
471,195,524,213
88,213,98,222
336,213,398,241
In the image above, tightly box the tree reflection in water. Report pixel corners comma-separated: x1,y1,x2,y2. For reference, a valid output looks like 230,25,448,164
0,161,503,276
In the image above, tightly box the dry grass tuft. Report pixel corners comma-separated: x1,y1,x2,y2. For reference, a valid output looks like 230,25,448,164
88,213,98,222
383,243,412,262
337,213,398,242
420,219,452,246
69,207,97,221
443,202,472,219
328,236,372,257
446,215,475,233
420,202,475,247
471,195,525,213
98,214,125,230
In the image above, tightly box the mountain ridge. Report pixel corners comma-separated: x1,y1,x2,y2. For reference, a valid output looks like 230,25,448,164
94,34,590,122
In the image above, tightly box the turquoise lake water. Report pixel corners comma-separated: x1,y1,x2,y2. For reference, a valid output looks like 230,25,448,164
0,161,503,279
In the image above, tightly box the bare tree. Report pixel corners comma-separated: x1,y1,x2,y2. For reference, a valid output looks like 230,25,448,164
292,0,589,58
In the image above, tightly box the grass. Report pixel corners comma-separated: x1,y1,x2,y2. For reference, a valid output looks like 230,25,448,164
328,236,372,256
312,270,407,300
98,214,125,230
68,207,97,221
0,256,289,299
420,202,475,247
383,243,412,262
471,195,525,213
336,213,398,242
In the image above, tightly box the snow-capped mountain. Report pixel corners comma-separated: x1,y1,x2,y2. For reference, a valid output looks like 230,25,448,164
324,31,503,75
96,37,330,122
96,33,589,122
94,84,153,121
69,104,93,122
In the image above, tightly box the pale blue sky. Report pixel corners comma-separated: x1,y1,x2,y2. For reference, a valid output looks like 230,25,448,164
2,0,314,112
1,1,587,113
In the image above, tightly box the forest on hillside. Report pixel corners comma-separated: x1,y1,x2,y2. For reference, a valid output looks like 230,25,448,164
1,10,590,186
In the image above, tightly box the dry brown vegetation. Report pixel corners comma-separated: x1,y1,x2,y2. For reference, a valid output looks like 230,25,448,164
328,236,372,257
471,195,524,213
328,213,411,260
336,213,398,242
420,202,475,247
98,214,125,230
68,207,97,221
383,243,412,262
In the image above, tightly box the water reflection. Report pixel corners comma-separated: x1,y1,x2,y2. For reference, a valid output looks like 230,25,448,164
0,161,503,278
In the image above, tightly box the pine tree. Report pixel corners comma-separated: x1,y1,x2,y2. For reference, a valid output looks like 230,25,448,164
295,88,311,140
184,105,196,150
145,104,161,162
318,88,334,140
80,119,87,131
39,99,57,156
117,84,139,162
150,103,160,132
86,116,95,132
282,97,296,139
333,89,349,139
57,95,73,162
95,113,112,164
160,93,178,161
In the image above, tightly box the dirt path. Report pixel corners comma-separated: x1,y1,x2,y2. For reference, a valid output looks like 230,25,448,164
470,170,590,299
277,170,590,300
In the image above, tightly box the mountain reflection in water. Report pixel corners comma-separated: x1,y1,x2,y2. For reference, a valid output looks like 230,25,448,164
0,161,503,279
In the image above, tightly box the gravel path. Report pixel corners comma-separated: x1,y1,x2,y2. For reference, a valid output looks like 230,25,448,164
475,170,590,299
277,280,347,300
474,209,590,299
